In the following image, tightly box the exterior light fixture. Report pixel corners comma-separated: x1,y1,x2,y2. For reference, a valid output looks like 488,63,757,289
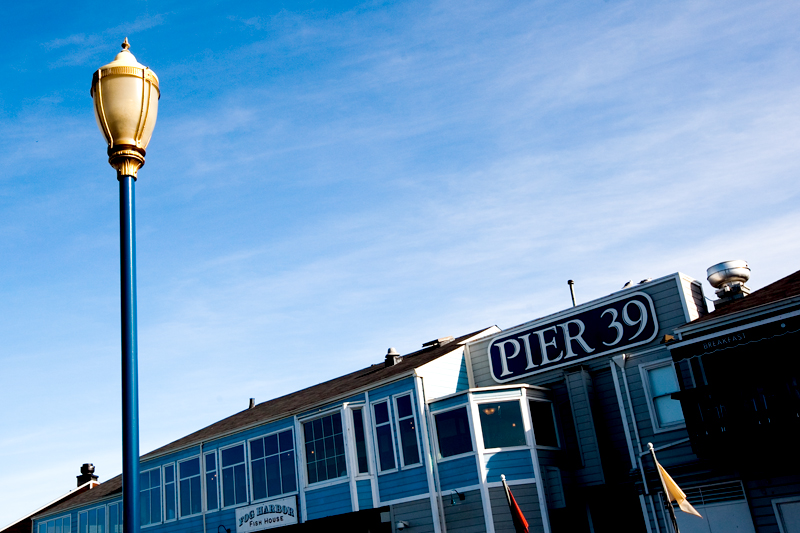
90,38,159,533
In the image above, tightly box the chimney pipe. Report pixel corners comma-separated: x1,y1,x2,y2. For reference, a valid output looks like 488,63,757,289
568,280,577,307
249,398,255,409
385,348,402,367
77,463,98,487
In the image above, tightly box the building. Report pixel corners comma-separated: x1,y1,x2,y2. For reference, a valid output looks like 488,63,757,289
25,266,799,533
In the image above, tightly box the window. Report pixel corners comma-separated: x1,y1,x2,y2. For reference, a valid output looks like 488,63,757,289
352,408,370,474
40,516,71,533
250,429,297,500
642,361,685,430
221,443,248,507
394,394,421,466
79,507,104,533
303,412,347,484
179,457,202,517
434,407,473,458
139,468,161,525
108,502,122,533
205,451,219,511
372,401,397,472
479,400,526,449
529,400,559,448
163,464,176,521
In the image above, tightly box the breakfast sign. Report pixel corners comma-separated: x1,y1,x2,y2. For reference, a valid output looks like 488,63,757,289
489,292,659,383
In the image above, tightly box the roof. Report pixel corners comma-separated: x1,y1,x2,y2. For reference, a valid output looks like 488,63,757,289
34,327,493,519
1,481,98,532
693,268,800,323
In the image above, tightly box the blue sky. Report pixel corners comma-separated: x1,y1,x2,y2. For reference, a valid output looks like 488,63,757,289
2,0,799,526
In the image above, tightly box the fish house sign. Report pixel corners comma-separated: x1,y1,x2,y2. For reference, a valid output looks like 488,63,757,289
489,292,658,383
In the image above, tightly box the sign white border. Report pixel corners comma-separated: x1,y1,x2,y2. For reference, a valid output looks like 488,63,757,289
235,496,298,532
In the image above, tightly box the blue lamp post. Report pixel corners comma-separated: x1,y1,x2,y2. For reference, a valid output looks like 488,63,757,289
91,38,160,533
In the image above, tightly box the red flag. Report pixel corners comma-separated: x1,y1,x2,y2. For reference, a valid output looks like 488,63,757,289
501,475,529,533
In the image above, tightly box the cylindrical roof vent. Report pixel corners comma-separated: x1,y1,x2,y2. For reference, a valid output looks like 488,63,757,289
707,260,751,307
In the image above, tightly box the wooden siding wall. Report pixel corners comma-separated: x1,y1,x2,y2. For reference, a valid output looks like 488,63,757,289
483,451,534,483
391,498,436,533
488,484,543,533
416,348,470,401
378,466,428,503
745,474,800,533
429,394,469,412
443,490,486,533
357,480,373,510
304,481,351,521
564,368,604,486
438,456,480,491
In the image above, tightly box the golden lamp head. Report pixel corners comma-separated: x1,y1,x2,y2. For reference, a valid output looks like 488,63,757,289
91,38,160,179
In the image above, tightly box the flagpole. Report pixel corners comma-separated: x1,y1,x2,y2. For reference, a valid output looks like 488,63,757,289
501,474,513,507
649,442,680,533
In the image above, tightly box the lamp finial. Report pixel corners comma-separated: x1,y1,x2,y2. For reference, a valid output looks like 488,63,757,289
122,37,130,51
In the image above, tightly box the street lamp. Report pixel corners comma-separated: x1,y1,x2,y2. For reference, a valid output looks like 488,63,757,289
90,38,160,533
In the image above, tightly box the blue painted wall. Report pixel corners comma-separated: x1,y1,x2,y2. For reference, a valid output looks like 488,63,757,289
438,456,480,491
304,481,352,521
357,480,373,510
378,465,428,503
483,450,534,483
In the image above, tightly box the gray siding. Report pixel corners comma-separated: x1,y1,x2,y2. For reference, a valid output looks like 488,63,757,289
745,474,800,533
392,498,436,533
443,489,486,533
488,484,544,533
564,368,604,485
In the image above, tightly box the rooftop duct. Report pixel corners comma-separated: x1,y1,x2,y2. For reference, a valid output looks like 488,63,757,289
707,260,751,307
385,347,402,367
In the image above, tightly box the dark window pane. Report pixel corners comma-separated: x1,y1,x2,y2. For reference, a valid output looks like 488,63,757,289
326,457,337,479
139,472,149,490
281,451,297,493
221,445,244,467
180,458,200,479
191,477,202,515
334,433,344,456
352,409,369,473
529,401,558,447
164,464,174,484
252,458,266,501
336,455,348,478
322,416,333,437
479,401,526,449
151,469,160,486
222,468,235,507
397,395,413,418
374,402,389,424
140,493,150,525
279,430,293,452
206,472,218,511
316,439,326,460
306,461,317,484
324,436,335,457
250,438,264,460
266,456,281,497
332,412,342,433
265,434,278,456
435,408,473,458
376,425,396,470
399,418,420,465
312,419,322,440
108,506,117,533
205,453,216,472
165,482,176,520
79,513,87,533
234,463,247,503
97,509,105,533
180,478,190,516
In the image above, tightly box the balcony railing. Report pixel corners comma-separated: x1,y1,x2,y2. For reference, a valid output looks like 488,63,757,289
673,379,800,458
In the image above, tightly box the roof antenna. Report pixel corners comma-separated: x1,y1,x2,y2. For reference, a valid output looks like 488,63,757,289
568,280,577,307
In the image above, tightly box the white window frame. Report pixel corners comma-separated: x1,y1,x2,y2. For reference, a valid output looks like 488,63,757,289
107,501,122,533
348,405,372,477
40,515,72,533
431,404,476,462
162,462,177,522
219,441,249,509
139,466,162,526
370,398,399,474
392,392,423,469
474,397,529,453
639,359,686,433
203,450,220,513
177,455,203,518
527,398,560,449
773,495,800,533
247,427,299,503
300,408,350,488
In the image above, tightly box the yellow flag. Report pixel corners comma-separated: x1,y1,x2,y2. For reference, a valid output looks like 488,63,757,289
657,462,703,518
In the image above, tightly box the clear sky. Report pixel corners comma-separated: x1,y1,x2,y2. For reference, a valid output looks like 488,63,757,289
1,0,799,526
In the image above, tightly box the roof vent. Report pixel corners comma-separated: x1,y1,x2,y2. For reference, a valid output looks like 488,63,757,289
77,463,99,487
707,260,751,307
422,336,454,348
385,347,402,367
249,398,255,409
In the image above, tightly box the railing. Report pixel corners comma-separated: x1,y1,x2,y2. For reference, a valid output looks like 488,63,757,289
673,379,800,458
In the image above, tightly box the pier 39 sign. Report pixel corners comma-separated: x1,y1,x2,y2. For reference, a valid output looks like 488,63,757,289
489,292,658,383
